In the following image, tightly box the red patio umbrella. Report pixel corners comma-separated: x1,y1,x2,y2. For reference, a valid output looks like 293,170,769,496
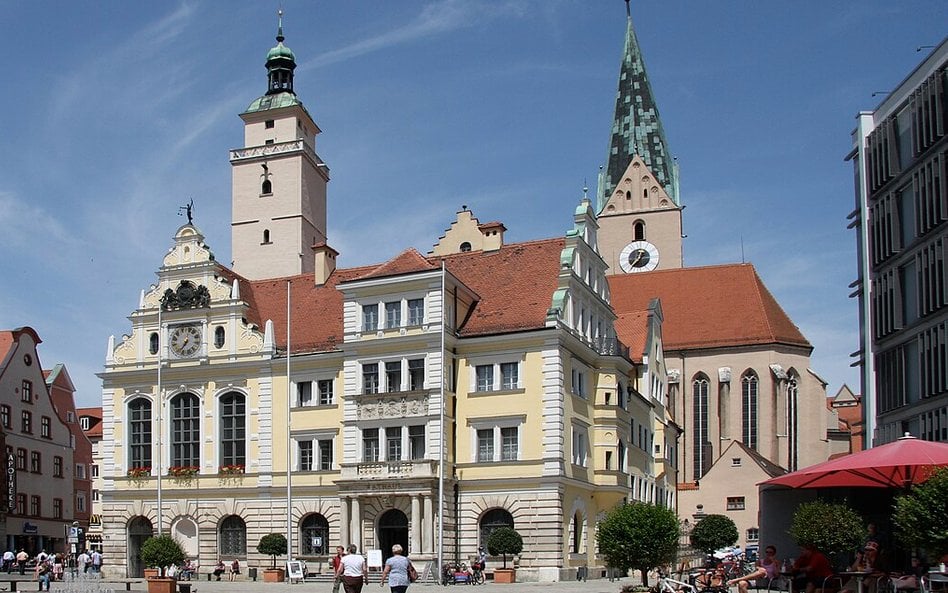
760,435,948,489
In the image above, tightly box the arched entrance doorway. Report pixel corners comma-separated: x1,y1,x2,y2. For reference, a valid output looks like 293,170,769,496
377,509,408,562
127,517,154,577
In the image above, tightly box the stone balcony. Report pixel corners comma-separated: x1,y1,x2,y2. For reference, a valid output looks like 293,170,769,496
340,459,439,481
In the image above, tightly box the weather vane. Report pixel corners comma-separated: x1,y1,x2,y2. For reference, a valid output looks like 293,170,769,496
178,198,194,224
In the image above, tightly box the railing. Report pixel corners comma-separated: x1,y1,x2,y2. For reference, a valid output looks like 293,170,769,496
229,140,313,162
339,459,438,480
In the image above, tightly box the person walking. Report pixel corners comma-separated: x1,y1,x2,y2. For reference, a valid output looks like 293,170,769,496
336,544,367,593
91,550,103,573
380,544,414,593
331,546,346,593
2,550,13,573
16,549,28,575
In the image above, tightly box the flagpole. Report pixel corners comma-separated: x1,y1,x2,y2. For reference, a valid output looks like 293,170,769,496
156,305,163,536
286,280,293,564
437,260,445,577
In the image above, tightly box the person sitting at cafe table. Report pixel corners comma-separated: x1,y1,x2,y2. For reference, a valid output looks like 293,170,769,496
792,545,834,593
840,541,886,593
728,545,781,593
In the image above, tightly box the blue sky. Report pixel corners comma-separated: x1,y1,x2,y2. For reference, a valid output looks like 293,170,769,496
1,1,945,407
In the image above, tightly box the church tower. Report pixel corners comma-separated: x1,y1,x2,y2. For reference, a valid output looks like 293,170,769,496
596,3,682,275
230,12,330,280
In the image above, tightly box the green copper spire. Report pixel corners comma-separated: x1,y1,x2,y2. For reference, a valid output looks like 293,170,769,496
265,9,296,96
598,3,678,212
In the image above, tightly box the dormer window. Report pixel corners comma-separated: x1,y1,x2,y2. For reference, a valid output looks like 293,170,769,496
460,242,472,252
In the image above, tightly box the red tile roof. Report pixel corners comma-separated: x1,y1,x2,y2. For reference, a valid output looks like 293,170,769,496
614,311,648,362
77,407,103,438
608,263,810,351
242,238,565,353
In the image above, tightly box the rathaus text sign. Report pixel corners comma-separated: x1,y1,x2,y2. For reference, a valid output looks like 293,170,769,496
6,453,16,512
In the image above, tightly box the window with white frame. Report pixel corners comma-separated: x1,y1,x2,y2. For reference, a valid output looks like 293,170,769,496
385,361,402,392
571,426,588,466
471,419,522,462
362,363,379,394
385,301,401,328
318,379,334,405
472,359,522,392
76,491,86,513
571,364,588,398
408,359,425,391
297,435,334,471
318,439,333,470
408,298,424,325
363,428,380,462
362,304,379,332
298,381,313,406
298,441,313,471
409,425,425,459
746,528,760,542
386,427,402,461
726,496,746,511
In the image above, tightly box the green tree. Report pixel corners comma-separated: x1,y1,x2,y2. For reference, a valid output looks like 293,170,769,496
257,533,288,569
690,514,739,554
139,535,186,577
596,502,680,585
893,466,948,559
486,527,523,569
789,500,864,555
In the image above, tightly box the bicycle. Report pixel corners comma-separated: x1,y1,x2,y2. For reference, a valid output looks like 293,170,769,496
650,567,698,593
470,562,486,585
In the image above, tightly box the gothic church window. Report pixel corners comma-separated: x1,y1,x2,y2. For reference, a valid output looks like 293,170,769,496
742,372,759,450
633,221,645,241
692,375,710,480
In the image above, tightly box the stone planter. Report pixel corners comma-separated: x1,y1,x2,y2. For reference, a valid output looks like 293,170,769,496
263,568,286,582
147,577,177,593
493,568,516,583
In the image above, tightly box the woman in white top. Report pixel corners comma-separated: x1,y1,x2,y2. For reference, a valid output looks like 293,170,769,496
336,545,367,593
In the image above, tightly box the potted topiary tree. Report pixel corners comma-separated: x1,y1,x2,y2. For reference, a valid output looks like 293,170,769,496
486,527,523,584
257,533,288,582
140,535,186,593
789,500,865,570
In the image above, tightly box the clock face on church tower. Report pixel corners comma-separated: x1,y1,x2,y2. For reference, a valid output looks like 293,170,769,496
619,241,660,273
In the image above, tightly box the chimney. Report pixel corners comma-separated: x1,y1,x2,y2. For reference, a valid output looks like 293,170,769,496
313,242,338,286
479,221,506,252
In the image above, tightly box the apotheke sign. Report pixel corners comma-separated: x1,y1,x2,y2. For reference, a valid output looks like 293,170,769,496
6,453,15,513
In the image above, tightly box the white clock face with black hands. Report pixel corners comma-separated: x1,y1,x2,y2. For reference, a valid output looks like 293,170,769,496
619,241,660,273
170,325,202,357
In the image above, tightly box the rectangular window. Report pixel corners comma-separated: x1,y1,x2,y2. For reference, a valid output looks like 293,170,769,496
409,425,425,460
76,491,86,513
92,489,99,502
726,496,746,511
298,381,313,406
387,427,402,461
30,451,41,473
362,305,378,331
501,427,518,461
408,298,424,325
16,448,26,471
76,464,86,479
572,429,588,466
129,400,152,471
385,361,402,392
91,464,99,478
41,416,51,439
363,429,379,462
501,362,519,390
0,405,9,428
477,429,494,462
21,411,32,434
318,379,334,405
298,441,313,472
571,369,587,397
53,456,63,478
362,363,379,394
408,359,425,391
385,301,401,328
80,417,90,431
318,439,333,471
21,380,32,403
264,119,274,129
16,494,25,515
30,495,40,517
476,365,494,392
53,498,63,519
746,528,760,543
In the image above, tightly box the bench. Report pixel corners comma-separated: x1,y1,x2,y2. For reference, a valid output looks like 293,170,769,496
0,580,20,592
114,578,145,591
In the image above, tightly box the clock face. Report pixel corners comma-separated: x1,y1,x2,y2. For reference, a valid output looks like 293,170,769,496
170,325,202,358
619,241,660,273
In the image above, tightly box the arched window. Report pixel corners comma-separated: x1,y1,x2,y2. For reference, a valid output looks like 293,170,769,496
170,393,200,469
219,515,246,556
692,375,710,479
643,188,648,199
300,514,329,556
219,393,246,469
633,221,646,241
261,179,272,194
478,508,514,548
570,512,583,554
625,190,631,200
787,374,799,471
214,326,225,349
459,242,472,252
742,372,759,450
263,229,271,244
149,333,159,355
128,398,152,471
